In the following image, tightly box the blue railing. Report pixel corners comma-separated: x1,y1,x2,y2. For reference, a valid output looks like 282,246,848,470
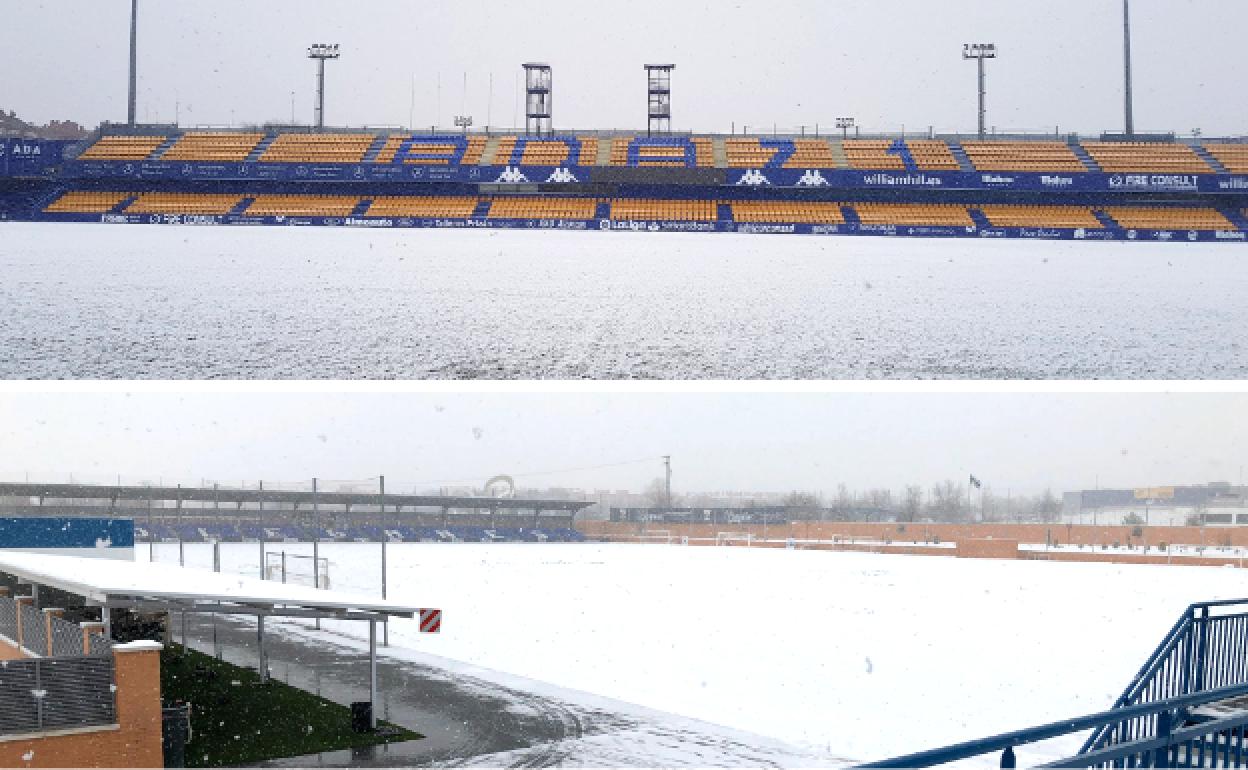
859,599,1248,768
858,681,1248,768
1082,599,1248,755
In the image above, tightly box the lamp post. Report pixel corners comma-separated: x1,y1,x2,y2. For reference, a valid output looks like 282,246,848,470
962,43,997,139
454,115,473,135
1123,0,1134,137
307,43,341,130
128,0,138,126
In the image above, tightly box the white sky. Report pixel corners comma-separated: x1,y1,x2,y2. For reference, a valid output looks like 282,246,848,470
2,0,1245,136
1,391,1244,497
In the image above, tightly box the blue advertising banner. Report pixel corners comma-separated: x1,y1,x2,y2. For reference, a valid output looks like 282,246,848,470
0,139,73,177
31,210,1248,243
62,160,595,185
0,517,135,550
725,167,1248,194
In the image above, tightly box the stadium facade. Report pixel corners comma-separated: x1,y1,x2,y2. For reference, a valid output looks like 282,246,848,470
1062,482,1248,526
3,125,1248,242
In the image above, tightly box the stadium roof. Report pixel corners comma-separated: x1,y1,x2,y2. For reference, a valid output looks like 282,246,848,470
0,551,419,620
0,482,592,513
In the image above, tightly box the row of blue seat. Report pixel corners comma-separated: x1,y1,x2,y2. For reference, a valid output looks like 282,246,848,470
134,522,586,544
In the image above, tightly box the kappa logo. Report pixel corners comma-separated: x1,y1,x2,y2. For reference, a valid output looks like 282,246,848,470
736,169,771,186
795,169,829,187
495,166,530,183
546,167,579,183
1109,175,1125,188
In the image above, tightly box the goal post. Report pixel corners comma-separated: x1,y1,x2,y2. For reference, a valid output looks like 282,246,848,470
716,532,754,547
264,550,331,589
638,529,675,545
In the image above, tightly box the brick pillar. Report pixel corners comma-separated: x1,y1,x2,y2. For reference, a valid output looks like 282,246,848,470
81,621,107,655
112,640,165,768
14,595,34,650
43,607,64,657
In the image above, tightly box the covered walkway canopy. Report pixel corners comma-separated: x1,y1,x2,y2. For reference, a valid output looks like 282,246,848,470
0,551,431,728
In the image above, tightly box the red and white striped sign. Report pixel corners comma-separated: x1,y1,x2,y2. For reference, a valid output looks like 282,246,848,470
419,608,442,634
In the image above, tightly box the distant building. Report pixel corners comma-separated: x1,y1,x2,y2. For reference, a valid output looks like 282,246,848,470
1062,482,1248,526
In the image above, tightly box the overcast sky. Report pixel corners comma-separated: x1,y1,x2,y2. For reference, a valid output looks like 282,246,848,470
2,1,1245,136
1,392,1244,497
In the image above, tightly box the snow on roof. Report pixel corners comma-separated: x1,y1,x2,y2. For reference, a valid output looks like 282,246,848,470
0,551,419,617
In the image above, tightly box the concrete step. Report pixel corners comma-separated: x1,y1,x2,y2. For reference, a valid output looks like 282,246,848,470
362,135,389,163
472,200,492,217
110,195,139,214
1093,210,1119,229
1192,145,1229,174
840,204,861,225
711,137,728,169
828,140,849,169
350,200,373,217
597,137,614,166
246,135,277,163
948,141,976,173
717,203,733,222
967,207,991,229
149,136,180,161
228,197,255,217
1069,142,1101,173
594,201,611,219
480,135,503,166
1218,207,1248,232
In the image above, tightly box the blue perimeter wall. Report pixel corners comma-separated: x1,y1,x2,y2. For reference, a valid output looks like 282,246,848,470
0,517,136,550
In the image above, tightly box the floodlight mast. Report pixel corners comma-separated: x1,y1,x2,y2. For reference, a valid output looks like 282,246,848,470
523,63,553,137
128,0,138,126
836,116,856,141
962,43,997,139
1123,0,1134,137
645,64,675,136
307,43,341,130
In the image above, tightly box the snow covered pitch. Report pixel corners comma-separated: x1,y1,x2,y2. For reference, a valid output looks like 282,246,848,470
143,542,1248,765
6,222,1248,379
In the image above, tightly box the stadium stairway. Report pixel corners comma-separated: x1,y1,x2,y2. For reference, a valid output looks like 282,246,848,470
472,200,492,217
967,207,991,229
947,141,976,172
840,204,862,225
228,197,255,217
1192,145,1230,174
350,199,373,217
1093,209,1120,229
1219,206,1248,232
149,135,180,161
828,140,849,169
890,140,919,172
594,202,611,219
717,203,733,223
110,195,140,214
480,136,503,165
712,138,728,169
596,138,613,166
245,134,277,162
362,135,389,163
1069,141,1102,172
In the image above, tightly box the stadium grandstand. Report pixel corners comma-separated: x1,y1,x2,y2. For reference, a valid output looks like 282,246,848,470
4,126,1248,241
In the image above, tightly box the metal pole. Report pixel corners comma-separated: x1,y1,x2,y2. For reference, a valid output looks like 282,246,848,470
179,537,184,567
380,475,388,647
313,477,321,630
369,620,378,729
128,0,138,126
281,551,287,584
977,56,986,140
1123,0,1134,136
257,614,268,683
663,456,672,510
102,606,112,640
259,480,265,579
316,58,326,130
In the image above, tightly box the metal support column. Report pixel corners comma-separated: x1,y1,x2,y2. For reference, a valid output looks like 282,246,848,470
257,614,268,683
1123,0,1134,136
258,480,266,579
369,620,379,729
977,57,986,140
102,606,112,640
380,475,388,647
128,0,138,126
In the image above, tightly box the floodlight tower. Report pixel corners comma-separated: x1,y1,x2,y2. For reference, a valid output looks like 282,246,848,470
962,43,997,139
307,43,341,130
1123,0,1135,137
645,64,675,136
523,63,553,136
127,0,138,126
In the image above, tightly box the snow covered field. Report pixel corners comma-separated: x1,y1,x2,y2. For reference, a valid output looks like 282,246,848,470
5,222,1248,379
141,542,1248,765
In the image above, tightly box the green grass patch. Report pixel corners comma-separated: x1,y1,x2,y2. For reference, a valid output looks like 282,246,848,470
161,644,422,768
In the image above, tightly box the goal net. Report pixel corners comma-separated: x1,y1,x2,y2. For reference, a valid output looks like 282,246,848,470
716,532,754,547
638,529,675,545
264,551,331,589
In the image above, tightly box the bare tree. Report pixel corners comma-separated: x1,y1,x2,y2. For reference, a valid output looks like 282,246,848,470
1033,488,1061,523
644,478,677,508
928,480,968,522
901,485,923,522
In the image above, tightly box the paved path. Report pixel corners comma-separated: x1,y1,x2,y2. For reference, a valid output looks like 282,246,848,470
181,615,845,768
